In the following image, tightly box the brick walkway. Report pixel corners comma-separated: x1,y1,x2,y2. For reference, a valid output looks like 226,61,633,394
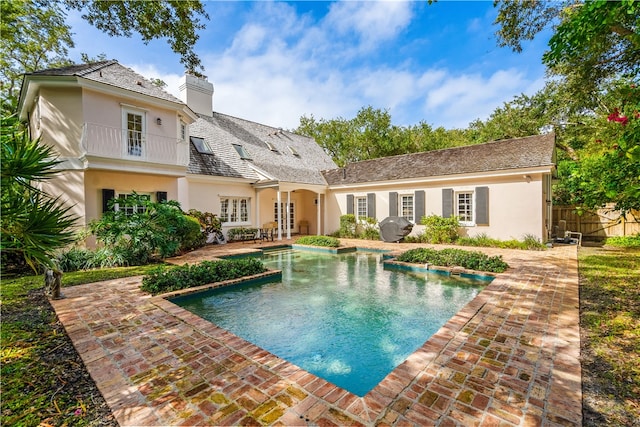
51,240,581,426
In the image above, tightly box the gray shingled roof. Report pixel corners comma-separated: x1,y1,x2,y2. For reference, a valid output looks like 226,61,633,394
27,60,183,104
188,113,337,185
322,133,556,185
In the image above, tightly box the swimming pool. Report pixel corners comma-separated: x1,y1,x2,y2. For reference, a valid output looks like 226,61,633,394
171,249,487,396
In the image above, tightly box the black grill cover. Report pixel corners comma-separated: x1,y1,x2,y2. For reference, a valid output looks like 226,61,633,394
379,216,413,242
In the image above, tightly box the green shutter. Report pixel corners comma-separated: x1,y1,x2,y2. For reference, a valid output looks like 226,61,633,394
442,188,453,218
389,192,398,216
346,194,354,215
475,186,489,226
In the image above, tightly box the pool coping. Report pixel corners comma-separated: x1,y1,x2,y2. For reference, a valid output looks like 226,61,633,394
50,240,582,426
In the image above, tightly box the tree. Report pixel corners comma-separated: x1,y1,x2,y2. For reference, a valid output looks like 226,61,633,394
495,0,639,102
297,106,478,167
1,115,77,273
1,0,209,104
0,0,74,101
494,0,640,215
64,0,209,74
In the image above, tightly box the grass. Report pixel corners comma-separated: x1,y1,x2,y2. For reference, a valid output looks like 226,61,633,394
1,264,161,427
579,245,640,426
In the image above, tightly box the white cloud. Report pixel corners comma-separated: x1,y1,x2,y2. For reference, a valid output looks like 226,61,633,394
324,1,414,50
126,2,545,131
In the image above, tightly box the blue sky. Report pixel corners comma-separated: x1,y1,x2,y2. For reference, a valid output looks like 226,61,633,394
66,1,551,130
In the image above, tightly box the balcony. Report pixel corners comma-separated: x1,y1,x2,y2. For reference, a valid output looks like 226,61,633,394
81,122,189,167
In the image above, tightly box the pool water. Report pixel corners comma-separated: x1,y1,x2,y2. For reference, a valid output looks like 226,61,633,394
172,249,486,396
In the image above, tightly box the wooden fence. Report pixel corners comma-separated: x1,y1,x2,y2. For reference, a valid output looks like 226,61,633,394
553,206,640,240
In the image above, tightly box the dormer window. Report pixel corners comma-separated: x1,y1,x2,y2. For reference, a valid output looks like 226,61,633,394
288,146,300,157
233,144,252,160
191,136,213,154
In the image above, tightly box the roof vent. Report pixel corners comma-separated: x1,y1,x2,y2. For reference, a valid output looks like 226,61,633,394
136,81,143,86
288,146,300,157
264,141,279,152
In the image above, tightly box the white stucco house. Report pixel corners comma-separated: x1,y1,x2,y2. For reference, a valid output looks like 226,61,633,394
17,60,556,242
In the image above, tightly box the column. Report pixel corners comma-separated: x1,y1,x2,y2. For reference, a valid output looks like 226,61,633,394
316,192,321,235
277,190,282,240
286,191,291,240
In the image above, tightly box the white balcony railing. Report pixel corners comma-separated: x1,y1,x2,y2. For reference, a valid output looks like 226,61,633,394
80,122,189,167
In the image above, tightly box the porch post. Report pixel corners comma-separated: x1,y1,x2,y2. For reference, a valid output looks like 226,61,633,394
277,190,282,240
286,191,291,240
316,192,321,235
255,190,260,227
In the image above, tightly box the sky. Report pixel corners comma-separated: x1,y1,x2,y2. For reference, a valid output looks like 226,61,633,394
65,1,552,130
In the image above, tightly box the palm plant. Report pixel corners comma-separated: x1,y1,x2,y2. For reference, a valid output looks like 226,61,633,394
1,114,77,273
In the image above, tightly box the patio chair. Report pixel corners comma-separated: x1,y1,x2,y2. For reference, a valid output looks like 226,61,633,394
260,222,277,241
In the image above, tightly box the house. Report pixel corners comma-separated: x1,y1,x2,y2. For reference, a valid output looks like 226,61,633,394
18,60,556,243
18,61,336,239
322,134,556,241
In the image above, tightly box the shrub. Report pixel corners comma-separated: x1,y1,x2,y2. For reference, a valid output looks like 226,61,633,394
227,227,259,241
457,233,546,250
140,258,268,295
395,247,509,273
605,234,640,248
358,216,380,240
56,247,95,272
420,215,460,244
89,196,203,265
180,215,206,251
339,214,357,238
296,235,341,247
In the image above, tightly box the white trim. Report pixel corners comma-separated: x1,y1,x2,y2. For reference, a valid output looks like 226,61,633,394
455,190,475,226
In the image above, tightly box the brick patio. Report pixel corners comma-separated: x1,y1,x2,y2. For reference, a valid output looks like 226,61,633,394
51,239,581,426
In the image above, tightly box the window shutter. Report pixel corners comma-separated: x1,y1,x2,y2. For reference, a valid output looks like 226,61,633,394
389,192,398,216
102,189,115,213
367,193,376,218
346,194,354,215
156,191,168,203
442,188,453,218
415,190,425,222
475,186,489,226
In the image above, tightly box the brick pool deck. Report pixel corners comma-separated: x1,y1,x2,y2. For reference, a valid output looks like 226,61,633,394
51,239,581,426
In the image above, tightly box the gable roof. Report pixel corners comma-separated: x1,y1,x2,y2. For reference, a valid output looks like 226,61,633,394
21,60,183,104
322,133,556,185
188,112,337,185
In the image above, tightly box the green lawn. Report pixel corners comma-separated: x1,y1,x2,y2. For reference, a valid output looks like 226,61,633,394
1,265,159,427
579,245,640,426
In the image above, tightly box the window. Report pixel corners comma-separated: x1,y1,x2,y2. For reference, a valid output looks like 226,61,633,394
191,136,213,154
457,192,473,224
356,196,367,219
220,197,250,224
400,195,414,222
123,108,145,157
115,193,151,215
179,120,187,141
274,202,295,230
233,144,252,160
